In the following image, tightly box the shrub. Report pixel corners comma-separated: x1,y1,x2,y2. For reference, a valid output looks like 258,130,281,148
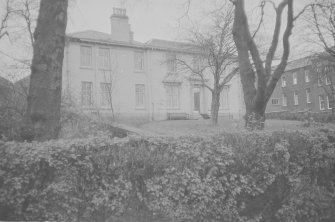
1,128,335,221
266,110,333,123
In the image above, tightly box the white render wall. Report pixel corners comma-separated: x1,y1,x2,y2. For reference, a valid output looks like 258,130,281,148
62,40,245,121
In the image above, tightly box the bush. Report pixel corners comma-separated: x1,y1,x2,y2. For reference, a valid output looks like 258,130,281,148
266,110,334,123
1,128,335,221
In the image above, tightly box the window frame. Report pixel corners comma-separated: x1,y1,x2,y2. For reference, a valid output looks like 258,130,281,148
80,45,93,68
81,81,93,107
271,98,280,106
220,86,230,109
98,48,110,69
325,75,331,85
282,94,287,107
100,82,112,107
293,72,297,85
327,96,332,110
167,53,177,73
281,76,286,87
306,88,311,104
134,51,145,72
304,69,310,83
319,95,326,110
294,90,299,105
166,84,180,109
135,84,145,109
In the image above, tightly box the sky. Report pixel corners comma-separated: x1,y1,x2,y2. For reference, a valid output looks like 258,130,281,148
0,0,321,80
66,0,212,43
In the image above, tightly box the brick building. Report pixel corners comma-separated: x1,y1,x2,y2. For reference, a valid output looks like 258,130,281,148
266,56,333,114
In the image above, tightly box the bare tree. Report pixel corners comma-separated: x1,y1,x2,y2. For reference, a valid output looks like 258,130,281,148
25,0,68,141
231,0,308,129
0,0,12,40
176,3,238,125
101,68,119,121
308,1,335,121
310,56,335,120
12,0,39,46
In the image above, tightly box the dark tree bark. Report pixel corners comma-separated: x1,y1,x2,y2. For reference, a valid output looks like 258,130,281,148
211,90,220,125
232,0,294,129
25,0,68,141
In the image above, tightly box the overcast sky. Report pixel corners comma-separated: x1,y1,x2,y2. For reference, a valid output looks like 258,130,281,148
0,0,321,80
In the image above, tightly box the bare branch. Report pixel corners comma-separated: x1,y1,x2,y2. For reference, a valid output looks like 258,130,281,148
0,0,12,40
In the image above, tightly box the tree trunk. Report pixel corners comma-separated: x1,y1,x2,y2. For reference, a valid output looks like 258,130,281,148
24,0,68,141
211,91,220,125
245,104,266,130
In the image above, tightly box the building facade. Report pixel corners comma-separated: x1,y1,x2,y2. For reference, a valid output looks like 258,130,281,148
62,8,245,121
266,56,333,114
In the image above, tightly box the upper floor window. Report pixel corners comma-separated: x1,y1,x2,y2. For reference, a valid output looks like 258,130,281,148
98,48,110,69
193,55,201,72
100,82,112,107
134,51,144,71
220,86,229,109
293,72,297,85
80,46,92,67
325,75,331,85
282,94,287,106
271,98,280,105
281,76,286,87
318,76,322,86
135,84,145,108
319,95,326,110
81,81,93,107
304,70,310,83
167,53,177,73
327,96,333,109
166,84,180,109
294,90,299,105
306,88,311,103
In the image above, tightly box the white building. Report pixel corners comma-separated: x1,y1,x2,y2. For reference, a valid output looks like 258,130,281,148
62,8,245,122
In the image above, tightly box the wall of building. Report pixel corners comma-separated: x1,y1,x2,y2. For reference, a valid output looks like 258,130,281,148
266,64,333,114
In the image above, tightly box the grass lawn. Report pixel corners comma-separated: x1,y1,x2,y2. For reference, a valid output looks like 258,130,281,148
139,119,303,136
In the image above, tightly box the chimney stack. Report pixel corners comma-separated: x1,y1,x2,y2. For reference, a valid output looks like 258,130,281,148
110,8,133,42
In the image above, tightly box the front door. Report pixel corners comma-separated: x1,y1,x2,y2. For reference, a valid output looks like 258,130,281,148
194,91,200,111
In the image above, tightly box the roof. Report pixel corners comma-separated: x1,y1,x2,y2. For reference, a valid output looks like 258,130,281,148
145,39,196,51
284,56,313,72
67,30,144,47
67,30,196,53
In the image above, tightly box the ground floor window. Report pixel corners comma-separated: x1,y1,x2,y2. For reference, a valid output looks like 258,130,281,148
81,81,93,107
306,88,311,103
220,86,229,109
327,96,332,109
294,91,299,105
166,84,180,109
100,82,112,107
271,98,280,105
135,84,145,108
282,94,287,106
319,95,325,110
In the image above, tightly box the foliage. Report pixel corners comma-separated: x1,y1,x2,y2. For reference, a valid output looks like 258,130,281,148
1,128,335,221
266,111,333,123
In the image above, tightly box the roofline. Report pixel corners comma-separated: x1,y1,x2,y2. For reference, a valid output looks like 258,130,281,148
66,36,199,54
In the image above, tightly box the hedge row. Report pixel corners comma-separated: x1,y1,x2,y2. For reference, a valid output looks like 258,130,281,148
1,129,335,222
266,111,334,123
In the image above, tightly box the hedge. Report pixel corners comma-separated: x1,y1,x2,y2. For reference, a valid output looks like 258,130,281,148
266,111,334,123
1,128,335,222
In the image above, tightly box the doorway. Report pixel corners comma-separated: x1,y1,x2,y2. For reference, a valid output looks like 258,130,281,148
193,88,200,112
